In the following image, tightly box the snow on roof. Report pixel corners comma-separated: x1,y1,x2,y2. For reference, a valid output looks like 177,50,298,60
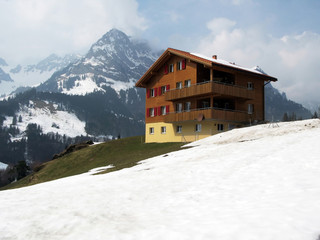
1,119,320,239
191,52,268,76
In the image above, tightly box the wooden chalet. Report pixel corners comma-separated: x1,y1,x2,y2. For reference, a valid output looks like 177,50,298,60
136,48,277,143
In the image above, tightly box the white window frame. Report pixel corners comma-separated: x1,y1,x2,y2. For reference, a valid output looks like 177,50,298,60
161,106,166,115
185,102,191,112
150,88,155,97
247,82,254,90
161,86,166,95
149,127,154,135
176,103,183,113
195,124,202,132
184,79,191,88
176,125,182,133
176,82,182,89
177,61,182,70
161,126,166,134
169,64,174,73
150,108,155,117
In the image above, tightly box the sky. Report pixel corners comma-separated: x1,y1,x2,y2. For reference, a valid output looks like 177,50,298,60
0,0,320,107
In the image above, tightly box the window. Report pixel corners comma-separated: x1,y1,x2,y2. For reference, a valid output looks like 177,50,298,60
150,108,154,117
169,64,174,73
176,82,182,89
176,125,182,133
161,126,166,134
247,82,254,90
185,102,191,112
176,103,183,113
160,86,166,95
195,124,202,132
149,127,154,134
184,79,191,88
177,59,186,70
217,124,224,131
248,104,254,114
161,106,166,115
150,88,155,97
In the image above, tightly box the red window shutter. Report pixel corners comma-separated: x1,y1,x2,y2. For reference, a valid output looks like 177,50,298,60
164,65,168,74
158,87,162,95
147,89,150,98
154,107,158,116
154,88,157,97
146,108,150,117
182,59,186,69
166,105,169,113
158,106,162,115
166,84,170,91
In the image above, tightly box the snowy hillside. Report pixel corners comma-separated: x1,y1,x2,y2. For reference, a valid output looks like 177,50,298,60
1,119,320,240
0,54,81,96
3,100,87,139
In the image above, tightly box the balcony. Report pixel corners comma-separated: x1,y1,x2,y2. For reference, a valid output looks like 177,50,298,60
164,107,251,123
165,81,254,101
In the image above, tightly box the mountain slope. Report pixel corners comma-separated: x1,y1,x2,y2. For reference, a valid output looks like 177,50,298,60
265,83,312,121
38,28,158,95
0,54,81,96
1,119,320,240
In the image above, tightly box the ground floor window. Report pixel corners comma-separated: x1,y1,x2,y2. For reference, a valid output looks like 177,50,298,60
176,125,182,133
161,126,166,134
149,127,154,134
195,124,202,132
217,124,224,131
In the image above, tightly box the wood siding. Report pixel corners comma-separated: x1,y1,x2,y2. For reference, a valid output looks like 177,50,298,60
165,81,254,101
164,108,250,123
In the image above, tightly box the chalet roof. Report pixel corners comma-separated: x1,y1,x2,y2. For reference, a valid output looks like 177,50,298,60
136,48,277,87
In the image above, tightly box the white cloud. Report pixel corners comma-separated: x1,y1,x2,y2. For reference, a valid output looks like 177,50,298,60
197,18,320,107
0,0,147,64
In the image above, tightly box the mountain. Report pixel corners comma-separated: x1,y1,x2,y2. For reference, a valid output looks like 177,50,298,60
0,29,160,165
38,28,158,95
265,83,312,121
0,57,8,66
0,54,81,96
0,67,13,83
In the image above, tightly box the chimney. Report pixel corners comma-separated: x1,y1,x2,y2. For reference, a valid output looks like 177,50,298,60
212,55,217,60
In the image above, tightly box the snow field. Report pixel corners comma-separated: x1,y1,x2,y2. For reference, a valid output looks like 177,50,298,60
3,101,87,138
0,119,320,240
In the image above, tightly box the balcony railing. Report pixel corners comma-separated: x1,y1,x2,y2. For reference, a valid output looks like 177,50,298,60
165,81,254,101
164,107,251,123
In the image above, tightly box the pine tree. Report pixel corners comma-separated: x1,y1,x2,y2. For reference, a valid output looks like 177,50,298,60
312,111,318,119
282,112,289,122
12,115,17,125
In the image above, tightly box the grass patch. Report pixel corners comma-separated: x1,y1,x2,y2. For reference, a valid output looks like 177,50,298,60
1,136,185,190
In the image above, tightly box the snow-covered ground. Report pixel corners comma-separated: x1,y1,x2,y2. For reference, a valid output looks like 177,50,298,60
3,100,87,138
1,119,320,240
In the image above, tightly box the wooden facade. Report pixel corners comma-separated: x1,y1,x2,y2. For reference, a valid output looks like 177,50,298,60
136,48,277,143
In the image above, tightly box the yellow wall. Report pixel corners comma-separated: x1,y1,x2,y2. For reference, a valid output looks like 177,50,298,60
145,120,235,143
